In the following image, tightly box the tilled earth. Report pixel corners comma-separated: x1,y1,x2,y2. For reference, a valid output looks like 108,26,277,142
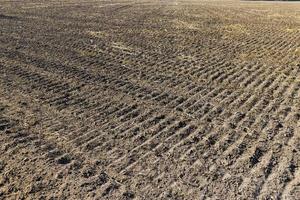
0,0,300,199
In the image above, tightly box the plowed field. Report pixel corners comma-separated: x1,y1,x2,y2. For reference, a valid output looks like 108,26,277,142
0,0,300,199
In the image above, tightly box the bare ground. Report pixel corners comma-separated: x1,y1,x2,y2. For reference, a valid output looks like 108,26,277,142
0,0,300,199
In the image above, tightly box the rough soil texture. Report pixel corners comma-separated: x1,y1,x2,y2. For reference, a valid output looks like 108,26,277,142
0,0,300,199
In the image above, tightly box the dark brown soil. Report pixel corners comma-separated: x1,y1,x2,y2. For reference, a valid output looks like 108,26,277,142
0,0,299,199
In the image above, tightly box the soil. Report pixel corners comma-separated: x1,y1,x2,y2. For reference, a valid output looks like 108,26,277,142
0,0,300,199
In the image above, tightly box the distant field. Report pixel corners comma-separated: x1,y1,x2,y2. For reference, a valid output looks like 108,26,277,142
0,0,299,199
